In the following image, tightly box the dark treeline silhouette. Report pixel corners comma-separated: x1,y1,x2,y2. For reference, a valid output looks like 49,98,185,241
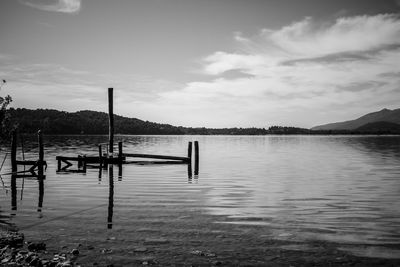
8,108,269,135
8,108,400,135
268,126,312,134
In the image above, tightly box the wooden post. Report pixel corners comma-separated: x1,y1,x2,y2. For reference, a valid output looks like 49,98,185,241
10,130,17,210
187,141,193,179
118,141,123,163
194,141,199,175
57,159,61,171
83,155,87,172
108,88,114,157
11,130,17,173
188,142,192,162
78,155,82,168
98,145,103,168
38,130,44,178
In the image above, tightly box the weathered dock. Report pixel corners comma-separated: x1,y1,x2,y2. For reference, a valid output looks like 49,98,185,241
8,130,47,179
56,88,200,174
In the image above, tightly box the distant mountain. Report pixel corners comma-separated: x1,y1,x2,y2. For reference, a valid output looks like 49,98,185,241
355,121,400,134
312,108,400,130
7,108,268,135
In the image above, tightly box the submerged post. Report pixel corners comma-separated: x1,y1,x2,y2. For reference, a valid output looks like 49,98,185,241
194,141,199,175
38,130,44,177
11,130,17,173
108,88,114,157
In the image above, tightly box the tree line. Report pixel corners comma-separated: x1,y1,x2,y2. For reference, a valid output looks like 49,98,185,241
3,108,400,137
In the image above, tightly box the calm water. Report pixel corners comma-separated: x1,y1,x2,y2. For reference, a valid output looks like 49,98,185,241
1,135,400,258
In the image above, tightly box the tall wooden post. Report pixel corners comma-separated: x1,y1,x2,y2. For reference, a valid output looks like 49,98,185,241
11,130,17,173
108,88,114,157
38,130,44,178
194,141,199,175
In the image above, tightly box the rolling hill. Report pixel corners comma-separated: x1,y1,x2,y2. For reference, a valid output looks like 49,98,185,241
312,108,400,131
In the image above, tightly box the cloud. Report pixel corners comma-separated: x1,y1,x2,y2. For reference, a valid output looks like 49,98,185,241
3,14,400,128
156,13,400,127
0,61,183,120
268,14,400,57
19,0,81,14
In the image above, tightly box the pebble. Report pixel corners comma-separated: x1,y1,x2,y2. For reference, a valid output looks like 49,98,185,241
190,250,216,257
71,249,80,255
61,260,73,266
101,248,113,254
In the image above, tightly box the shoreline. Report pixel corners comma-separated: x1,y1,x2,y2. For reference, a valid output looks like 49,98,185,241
2,211,400,266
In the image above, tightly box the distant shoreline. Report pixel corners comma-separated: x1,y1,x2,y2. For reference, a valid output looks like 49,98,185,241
6,108,400,136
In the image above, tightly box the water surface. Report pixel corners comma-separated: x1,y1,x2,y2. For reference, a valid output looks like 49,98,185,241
1,135,400,259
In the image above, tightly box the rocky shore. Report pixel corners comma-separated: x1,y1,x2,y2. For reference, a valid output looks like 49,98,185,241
1,231,84,267
2,227,400,267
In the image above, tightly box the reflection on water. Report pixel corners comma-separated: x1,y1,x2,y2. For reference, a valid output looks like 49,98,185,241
107,165,114,229
0,135,400,259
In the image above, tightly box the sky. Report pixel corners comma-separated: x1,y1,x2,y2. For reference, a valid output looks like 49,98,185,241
0,0,400,128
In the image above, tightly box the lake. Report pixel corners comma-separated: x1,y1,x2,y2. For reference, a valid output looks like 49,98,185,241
1,135,400,265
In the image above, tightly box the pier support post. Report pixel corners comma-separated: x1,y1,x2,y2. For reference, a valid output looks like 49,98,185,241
83,155,87,172
78,155,82,168
11,130,17,173
38,130,44,178
194,141,199,175
118,141,123,163
98,145,103,169
10,130,18,211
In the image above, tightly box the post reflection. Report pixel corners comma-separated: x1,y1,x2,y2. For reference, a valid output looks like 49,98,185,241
98,166,102,183
118,164,122,181
187,162,192,183
11,175,17,211
107,165,114,229
38,178,44,217
10,174,45,216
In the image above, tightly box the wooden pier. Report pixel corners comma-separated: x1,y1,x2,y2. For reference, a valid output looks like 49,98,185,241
56,87,199,174
8,130,47,179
